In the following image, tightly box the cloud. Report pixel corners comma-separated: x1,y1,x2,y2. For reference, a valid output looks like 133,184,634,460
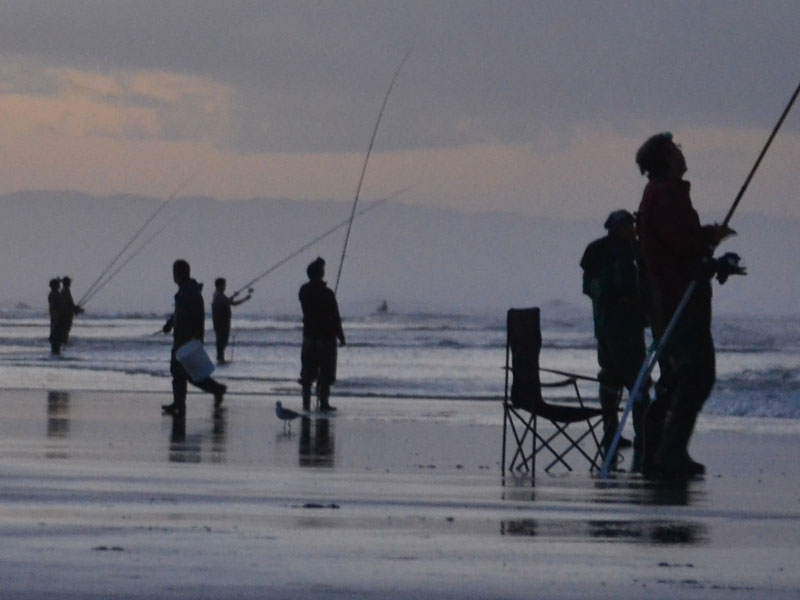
0,2,798,216
0,60,239,147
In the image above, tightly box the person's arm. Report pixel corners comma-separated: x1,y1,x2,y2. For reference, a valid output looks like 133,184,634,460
162,314,174,334
231,289,253,306
331,294,345,346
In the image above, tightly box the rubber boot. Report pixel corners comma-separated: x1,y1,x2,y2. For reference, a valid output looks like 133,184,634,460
318,383,336,413
600,389,620,454
655,406,704,477
630,390,648,473
163,380,187,416
301,383,312,412
641,397,668,476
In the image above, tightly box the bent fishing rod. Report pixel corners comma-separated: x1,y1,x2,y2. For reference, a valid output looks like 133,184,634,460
81,214,179,307
334,49,412,294
230,184,417,297
77,170,199,307
600,78,800,478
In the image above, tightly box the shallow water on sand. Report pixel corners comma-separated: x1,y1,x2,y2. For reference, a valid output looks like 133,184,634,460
1,390,799,598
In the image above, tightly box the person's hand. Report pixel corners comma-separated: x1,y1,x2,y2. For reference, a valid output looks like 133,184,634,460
715,252,747,284
162,323,172,334
712,224,736,245
76,306,85,315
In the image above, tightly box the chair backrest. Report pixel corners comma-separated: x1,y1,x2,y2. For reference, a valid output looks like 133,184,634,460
506,307,544,411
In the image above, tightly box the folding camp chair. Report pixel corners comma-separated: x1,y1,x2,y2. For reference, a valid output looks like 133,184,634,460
502,307,605,475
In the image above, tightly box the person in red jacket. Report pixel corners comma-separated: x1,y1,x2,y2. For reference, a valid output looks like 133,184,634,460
635,132,734,477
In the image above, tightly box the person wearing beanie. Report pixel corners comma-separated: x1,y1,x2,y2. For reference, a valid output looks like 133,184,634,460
298,257,346,412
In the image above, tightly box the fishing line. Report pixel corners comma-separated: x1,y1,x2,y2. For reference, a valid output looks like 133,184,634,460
77,170,199,306
334,49,412,294
231,184,417,297
82,214,179,306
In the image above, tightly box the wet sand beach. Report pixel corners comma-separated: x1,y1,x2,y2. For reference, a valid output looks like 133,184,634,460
1,389,799,599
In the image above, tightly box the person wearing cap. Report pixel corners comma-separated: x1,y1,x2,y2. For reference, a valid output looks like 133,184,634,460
635,132,735,477
580,209,651,469
298,257,346,412
59,276,84,345
211,277,252,364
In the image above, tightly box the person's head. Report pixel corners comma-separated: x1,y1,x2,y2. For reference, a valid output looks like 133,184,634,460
214,277,226,291
604,209,636,241
49,278,61,290
173,259,191,284
306,257,325,281
61,276,71,288
635,132,686,181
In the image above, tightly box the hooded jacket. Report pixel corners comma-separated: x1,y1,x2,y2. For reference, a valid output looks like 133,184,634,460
171,278,205,347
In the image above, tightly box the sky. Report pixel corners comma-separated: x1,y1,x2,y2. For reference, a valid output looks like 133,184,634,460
1,0,799,223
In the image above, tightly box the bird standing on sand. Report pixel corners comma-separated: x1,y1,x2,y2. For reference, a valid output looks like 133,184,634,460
275,401,302,432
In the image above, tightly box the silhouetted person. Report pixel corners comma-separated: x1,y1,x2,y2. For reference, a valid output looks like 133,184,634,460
47,278,67,355
211,277,252,364
580,209,651,469
59,276,84,345
161,259,227,417
299,257,345,412
635,133,737,477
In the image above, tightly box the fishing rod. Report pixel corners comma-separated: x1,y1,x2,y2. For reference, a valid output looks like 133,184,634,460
600,78,800,478
334,49,412,294
230,184,416,297
77,170,199,307
81,214,179,307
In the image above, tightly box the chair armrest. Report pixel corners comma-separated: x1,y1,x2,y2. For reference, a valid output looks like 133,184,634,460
540,366,599,383
541,377,576,388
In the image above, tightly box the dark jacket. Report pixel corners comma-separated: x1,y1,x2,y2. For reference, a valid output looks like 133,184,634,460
299,280,344,342
165,279,206,347
48,290,66,320
211,291,232,332
636,179,716,326
580,235,646,339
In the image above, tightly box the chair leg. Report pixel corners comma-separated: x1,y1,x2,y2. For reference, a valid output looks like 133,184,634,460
502,404,509,475
543,419,604,472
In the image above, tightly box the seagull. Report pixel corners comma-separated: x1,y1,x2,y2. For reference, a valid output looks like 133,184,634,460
275,401,302,432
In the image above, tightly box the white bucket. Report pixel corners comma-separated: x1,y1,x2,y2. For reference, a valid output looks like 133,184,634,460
175,339,215,381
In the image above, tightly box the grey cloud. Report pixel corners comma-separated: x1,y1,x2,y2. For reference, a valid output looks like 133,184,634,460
0,1,797,154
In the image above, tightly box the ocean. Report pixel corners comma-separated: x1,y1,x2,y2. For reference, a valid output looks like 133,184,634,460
1,303,799,421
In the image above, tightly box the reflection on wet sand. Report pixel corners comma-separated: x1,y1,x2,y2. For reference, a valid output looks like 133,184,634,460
299,416,335,468
46,390,71,459
501,517,708,545
500,474,708,545
592,477,702,507
168,409,228,464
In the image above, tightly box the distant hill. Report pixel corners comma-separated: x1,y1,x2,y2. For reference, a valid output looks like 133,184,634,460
0,190,797,317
